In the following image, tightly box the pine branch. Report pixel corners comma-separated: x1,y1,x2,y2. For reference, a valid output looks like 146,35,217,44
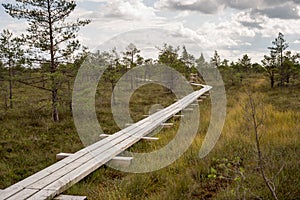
17,80,51,92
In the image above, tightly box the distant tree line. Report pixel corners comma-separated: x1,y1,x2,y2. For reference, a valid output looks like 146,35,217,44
0,1,299,122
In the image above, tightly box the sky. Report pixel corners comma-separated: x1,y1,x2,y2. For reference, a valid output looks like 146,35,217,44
0,0,300,63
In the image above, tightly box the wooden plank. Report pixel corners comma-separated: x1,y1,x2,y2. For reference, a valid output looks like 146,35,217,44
26,189,57,200
0,186,24,200
100,134,158,141
5,114,159,198
7,188,38,200
2,85,212,200
56,152,133,168
54,195,87,200
0,161,66,200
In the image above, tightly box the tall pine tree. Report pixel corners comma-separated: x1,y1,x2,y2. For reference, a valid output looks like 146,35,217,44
268,32,289,86
0,29,24,109
2,0,90,121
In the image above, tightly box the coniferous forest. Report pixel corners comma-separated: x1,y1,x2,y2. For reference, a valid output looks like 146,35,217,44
0,0,299,199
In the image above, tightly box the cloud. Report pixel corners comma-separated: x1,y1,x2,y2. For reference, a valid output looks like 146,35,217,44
155,0,300,19
196,18,256,48
171,24,208,45
155,0,224,14
101,0,158,20
252,2,300,19
234,11,265,29
293,39,300,44
74,0,161,21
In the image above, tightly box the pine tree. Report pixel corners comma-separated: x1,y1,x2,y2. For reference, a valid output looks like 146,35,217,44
0,29,25,109
2,0,90,121
262,53,277,88
210,50,221,68
268,32,289,86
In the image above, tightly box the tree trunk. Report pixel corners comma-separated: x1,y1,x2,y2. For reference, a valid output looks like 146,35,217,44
7,56,14,109
111,83,115,105
47,0,59,122
4,88,8,109
270,75,275,88
9,66,13,109
67,79,72,112
52,86,59,122
286,75,290,84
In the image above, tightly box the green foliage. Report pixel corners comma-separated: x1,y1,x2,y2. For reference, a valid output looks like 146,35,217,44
208,157,244,181
263,32,300,87
122,43,142,68
0,29,25,68
2,0,90,121
157,44,191,79
210,50,221,68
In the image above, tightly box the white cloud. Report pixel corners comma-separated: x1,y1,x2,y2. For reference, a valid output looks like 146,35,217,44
196,16,256,48
100,0,158,20
293,39,300,44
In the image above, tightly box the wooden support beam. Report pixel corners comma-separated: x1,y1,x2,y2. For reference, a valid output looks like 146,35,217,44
99,134,159,141
56,153,133,167
183,108,193,111
54,195,87,200
161,123,174,127
197,99,203,102
108,156,133,167
199,96,207,99
56,153,73,161
173,114,184,118
141,136,159,141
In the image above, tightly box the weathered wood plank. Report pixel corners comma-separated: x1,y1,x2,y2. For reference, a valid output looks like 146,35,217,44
2,85,212,200
100,134,158,141
54,195,87,200
6,188,38,200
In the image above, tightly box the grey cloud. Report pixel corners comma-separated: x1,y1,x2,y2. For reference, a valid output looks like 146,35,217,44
239,21,263,29
156,0,300,19
252,3,300,19
158,0,222,14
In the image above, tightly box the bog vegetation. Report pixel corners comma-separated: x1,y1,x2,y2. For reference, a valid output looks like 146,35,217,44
0,0,300,199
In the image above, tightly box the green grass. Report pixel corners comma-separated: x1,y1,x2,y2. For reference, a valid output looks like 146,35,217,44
0,73,299,199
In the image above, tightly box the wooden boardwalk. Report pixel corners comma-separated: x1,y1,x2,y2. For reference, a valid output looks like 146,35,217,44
0,85,212,200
